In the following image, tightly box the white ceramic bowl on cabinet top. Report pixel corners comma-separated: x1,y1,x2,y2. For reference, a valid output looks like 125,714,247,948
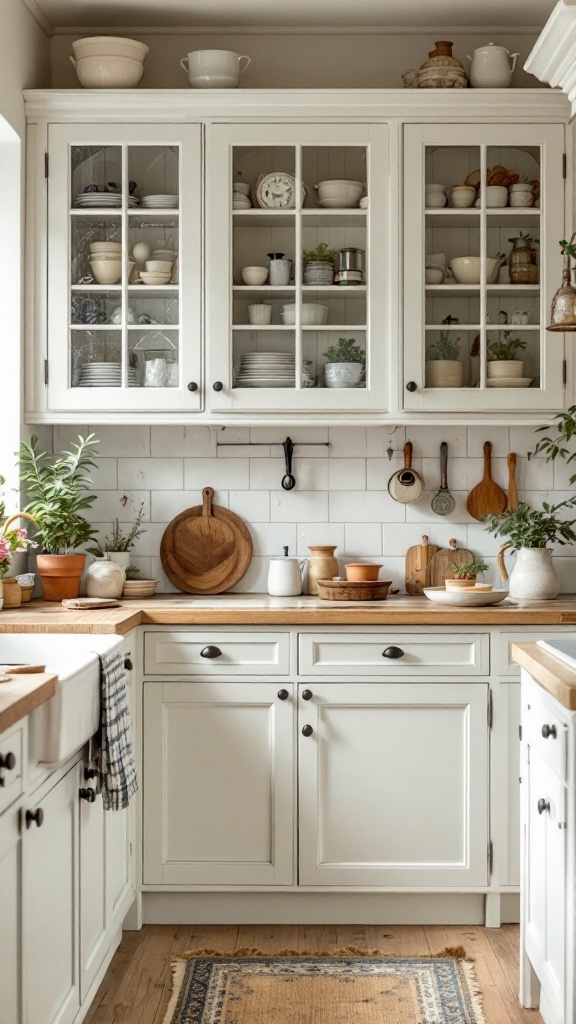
71,54,146,89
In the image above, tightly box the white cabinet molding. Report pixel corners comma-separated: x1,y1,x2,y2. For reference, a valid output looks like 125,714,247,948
525,2,576,113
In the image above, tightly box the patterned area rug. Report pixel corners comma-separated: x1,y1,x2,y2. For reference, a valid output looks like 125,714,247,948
163,947,485,1024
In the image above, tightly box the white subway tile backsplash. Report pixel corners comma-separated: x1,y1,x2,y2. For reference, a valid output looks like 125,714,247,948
329,426,367,457
407,426,467,458
118,458,183,490
271,490,329,523
89,491,150,524
91,459,118,490
328,459,366,491
89,425,150,457
248,523,297,557
252,458,328,491
297,523,346,556
150,489,229,522
229,490,270,522
330,490,404,523
344,523,383,557
185,458,249,490
466,427,510,458
151,426,216,458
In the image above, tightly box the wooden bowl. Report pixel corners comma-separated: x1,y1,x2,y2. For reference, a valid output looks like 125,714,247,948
317,579,391,601
344,563,382,582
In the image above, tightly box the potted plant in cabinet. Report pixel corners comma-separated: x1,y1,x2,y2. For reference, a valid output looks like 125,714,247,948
323,337,366,388
425,332,463,388
487,332,527,381
302,242,337,285
18,434,100,601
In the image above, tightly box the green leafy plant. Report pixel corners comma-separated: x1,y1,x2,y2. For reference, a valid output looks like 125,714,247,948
487,332,527,361
484,499,576,551
426,332,461,361
559,238,576,259
302,241,337,266
88,501,146,556
451,560,489,579
535,405,576,486
18,434,99,554
125,565,143,580
323,337,366,365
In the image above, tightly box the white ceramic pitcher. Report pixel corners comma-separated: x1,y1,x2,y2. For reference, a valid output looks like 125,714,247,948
498,545,558,602
267,554,306,597
466,43,518,89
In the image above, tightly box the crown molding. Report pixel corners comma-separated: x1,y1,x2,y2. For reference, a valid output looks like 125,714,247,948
525,0,576,111
50,23,544,37
19,0,54,36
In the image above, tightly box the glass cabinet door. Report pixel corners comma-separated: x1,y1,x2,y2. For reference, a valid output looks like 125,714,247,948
206,123,388,413
47,123,202,413
403,123,566,414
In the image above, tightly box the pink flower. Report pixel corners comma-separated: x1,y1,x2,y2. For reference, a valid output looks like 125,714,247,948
17,529,28,539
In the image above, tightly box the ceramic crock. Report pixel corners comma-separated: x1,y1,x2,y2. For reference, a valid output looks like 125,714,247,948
466,43,518,89
86,555,126,598
498,545,558,601
267,556,306,597
306,546,339,595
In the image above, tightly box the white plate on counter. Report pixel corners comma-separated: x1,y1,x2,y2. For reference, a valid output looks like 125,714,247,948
423,587,509,606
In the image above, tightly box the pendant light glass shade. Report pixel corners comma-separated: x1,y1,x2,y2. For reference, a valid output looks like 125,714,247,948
548,255,576,331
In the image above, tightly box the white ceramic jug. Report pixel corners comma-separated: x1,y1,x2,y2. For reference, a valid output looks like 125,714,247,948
267,553,306,597
498,545,558,602
466,43,518,89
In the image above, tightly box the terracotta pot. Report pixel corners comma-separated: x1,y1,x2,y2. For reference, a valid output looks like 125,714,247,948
2,578,21,608
345,563,382,582
36,553,86,601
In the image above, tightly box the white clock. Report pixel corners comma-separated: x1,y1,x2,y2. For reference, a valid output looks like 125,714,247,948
255,172,305,209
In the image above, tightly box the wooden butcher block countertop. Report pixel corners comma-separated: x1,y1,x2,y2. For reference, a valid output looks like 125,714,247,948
512,642,576,711
0,672,57,734
1,594,576,633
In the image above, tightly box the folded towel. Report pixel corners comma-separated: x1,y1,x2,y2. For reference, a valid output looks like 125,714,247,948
96,652,138,811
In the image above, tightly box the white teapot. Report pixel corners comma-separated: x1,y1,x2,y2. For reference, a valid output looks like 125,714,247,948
466,43,518,89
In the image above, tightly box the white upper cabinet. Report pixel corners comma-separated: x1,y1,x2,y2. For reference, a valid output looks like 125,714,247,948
205,122,390,414
46,123,202,415
403,123,566,414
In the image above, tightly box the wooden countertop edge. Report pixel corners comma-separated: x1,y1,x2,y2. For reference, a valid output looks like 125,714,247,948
512,643,576,711
0,673,58,734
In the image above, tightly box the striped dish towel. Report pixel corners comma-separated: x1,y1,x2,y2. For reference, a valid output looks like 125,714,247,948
96,652,138,811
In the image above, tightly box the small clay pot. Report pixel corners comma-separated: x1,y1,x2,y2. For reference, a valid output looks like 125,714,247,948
345,563,382,582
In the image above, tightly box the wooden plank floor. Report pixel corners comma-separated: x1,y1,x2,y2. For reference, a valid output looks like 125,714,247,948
84,923,542,1024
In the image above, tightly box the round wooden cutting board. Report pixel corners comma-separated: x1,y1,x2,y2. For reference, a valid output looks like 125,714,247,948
160,487,252,594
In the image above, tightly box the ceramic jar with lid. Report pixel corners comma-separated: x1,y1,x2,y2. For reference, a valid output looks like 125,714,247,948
306,545,339,595
466,43,518,88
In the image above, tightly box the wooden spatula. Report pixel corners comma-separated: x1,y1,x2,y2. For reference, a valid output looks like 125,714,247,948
466,441,507,522
506,452,519,511
405,535,440,594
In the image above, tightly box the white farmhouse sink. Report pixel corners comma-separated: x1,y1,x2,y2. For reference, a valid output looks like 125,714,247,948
538,639,576,672
0,634,123,764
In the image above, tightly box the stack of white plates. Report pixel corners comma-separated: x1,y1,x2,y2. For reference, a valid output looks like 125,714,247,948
141,195,179,209
77,362,139,387
74,193,139,209
234,352,295,388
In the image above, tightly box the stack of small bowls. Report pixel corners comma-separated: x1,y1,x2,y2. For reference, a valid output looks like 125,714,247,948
233,181,251,210
509,182,534,208
140,259,174,286
89,240,124,284
425,183,446,208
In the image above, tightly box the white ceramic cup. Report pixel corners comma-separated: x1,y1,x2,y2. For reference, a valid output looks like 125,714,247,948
180,50,251,88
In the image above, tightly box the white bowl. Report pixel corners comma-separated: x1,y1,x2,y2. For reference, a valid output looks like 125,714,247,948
140,273,171,284
450,256,500,285
151,250,175,261
233,181,251,196
281,303,328,325
425,183,446,193
71,54,145,89
90,259,121,284
72,36,149,60
485,185,508,208
425,266,444,284
233,198,251,209
90,241,122,250
509,182,533,193
450,185,476,208
241,266,268,285
145,260,173,274
509,192,534,208
426,192,446,208
316,179,364,207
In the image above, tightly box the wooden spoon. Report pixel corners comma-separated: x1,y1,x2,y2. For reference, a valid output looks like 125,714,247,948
506,452,519,511
466,441,507,521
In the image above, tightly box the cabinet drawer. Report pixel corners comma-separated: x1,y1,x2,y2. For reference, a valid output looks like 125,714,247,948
0,723,24,815
299,632,488,677
523,678,567,781
144,631,290,676
497,631,573,678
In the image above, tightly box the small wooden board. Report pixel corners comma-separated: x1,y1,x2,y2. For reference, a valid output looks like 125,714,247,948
317,579,392,601
160,487,252,594
405,535,440,594
428,539,474,590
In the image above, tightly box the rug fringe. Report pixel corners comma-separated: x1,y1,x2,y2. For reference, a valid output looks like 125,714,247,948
162,958,187,1024
460,958,487,1024
173,944,473,963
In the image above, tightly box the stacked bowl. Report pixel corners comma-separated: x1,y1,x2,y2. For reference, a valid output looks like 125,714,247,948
89,241,134,284
140,257,174,286
71,36,149,89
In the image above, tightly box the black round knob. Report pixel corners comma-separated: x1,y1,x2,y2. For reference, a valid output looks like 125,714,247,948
79,787,96,803
200,645,222,659
187,382,198,392
302,724,313,737
541,724,557,739
84,766,97,780
537,798,550,815
302,689,313,701
213,381,223,392
0,752,16,771
25,808,44,829
383,646,405,659
124,657,133,671
277,689,289,701
406,381,417,392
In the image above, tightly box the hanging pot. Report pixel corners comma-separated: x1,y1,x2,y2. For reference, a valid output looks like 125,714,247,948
387,442,425,504
498,544,558,601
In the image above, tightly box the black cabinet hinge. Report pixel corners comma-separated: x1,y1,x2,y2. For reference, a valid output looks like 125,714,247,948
563,152,567,179
44,152,49,179
487,840,493,877
487,689,493,729
563,359,567,388
519,724,522,741
44,359,49,386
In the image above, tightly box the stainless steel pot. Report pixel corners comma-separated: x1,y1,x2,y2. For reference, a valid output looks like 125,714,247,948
337,247,365,273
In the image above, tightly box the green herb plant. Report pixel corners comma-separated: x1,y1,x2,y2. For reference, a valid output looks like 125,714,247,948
487,332,527,361
88,500,146,557
426,332,461,361
535,405,576,486
451,560,490,579
484,499,576,551
125,566,143,581
18,434,99,554
323,337,366,365
302,242,337,266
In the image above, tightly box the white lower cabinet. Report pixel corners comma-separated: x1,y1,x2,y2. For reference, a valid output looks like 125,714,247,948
143,681,294,885
298,682,489,886
0,804,21,1024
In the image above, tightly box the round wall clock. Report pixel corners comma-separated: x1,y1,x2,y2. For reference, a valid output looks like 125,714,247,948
254,172,306,209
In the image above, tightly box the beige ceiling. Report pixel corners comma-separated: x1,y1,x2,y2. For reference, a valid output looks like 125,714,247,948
24,0,557,32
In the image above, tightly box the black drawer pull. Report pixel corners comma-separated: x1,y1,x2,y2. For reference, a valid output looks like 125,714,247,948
79,787,96,803
541,724,557,739
302,724,313,737
537,798,550,815
124,657,133,671
277,689,289,701
200,645,222,659
302,689,313,701
25,808,44,829
383,646,405,659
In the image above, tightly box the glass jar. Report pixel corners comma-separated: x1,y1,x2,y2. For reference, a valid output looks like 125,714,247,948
548,255,576,331
508,232,539,285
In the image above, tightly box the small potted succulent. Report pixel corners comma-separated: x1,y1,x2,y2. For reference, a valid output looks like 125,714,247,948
425,332,463,388
323,337,366,388
86,502,146,598
487,332,527,379
302,242,336,285
446,560,490,591
18,433,99,601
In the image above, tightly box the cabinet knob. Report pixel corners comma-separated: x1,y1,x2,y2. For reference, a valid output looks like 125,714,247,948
301,689,313,701
0,752,16,771
537,798,550,815
213,381,224,392
25,808,44,829
79,787,96,803
541,723,557,739
187,382,198,392
406,381,417,392
200,645,222,659
124,657,133,671
302,724,314,737
382,646,405,659
84,766,97,780
277,689,289,701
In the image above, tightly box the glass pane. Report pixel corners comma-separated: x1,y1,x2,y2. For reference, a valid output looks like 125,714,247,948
232,213,295,290
233,331,296,388
233,146,296,207
71,145,123,208
71,290,123,326
71,215,122,286
425,330,476,389
484,146,540,209
127,215,179,284
306,330,366,390
128,146,179,208
425,292,480,328
301,147,367,210
71,330,123,388
425,145,481,209
128,329,179,388
486,329,540,389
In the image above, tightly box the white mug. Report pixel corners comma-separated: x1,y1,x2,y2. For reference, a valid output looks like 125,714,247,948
180,50,251,89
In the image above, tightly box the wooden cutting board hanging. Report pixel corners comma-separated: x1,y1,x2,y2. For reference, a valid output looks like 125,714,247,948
160,486,252,594
405,535,440,594
428,538,474,590
466,441,507,522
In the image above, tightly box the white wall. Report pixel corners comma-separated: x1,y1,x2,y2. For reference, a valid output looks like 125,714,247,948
51,31,542,89
0,0,50,137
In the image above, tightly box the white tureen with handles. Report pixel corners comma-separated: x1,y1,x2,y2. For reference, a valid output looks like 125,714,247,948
466,43,519,89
